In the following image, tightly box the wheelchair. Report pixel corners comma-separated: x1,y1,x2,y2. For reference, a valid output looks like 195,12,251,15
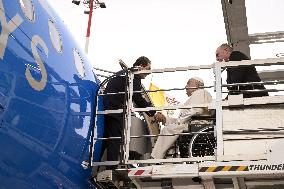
165,115,216,158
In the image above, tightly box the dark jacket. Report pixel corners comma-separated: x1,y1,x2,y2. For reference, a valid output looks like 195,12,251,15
102,70,155,162
103,71,155,117
226,51,269,98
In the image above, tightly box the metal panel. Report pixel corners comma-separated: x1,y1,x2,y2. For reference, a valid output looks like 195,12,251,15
220,0,250,56
258,69,284,81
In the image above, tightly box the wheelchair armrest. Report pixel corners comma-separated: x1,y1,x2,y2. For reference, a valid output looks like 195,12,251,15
190,109,216,121
190,115,215,121
189,114,216,133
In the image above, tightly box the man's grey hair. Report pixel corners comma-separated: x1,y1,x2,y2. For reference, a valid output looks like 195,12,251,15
219,43,233,52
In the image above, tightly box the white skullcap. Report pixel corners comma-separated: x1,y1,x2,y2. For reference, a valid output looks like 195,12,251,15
191,77,204,84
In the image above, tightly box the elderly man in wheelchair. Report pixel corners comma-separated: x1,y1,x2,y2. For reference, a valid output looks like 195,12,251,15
151,77,215,159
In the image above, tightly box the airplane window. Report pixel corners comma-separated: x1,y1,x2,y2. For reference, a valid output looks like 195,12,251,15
73,49,86,78
48,19,63,53
19,0,35,22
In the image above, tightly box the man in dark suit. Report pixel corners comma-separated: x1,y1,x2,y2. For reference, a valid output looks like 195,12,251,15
215,43,268,98
103,56,165,165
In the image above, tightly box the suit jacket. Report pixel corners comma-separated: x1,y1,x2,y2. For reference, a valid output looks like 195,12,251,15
103,72,155,117
227,51,268,98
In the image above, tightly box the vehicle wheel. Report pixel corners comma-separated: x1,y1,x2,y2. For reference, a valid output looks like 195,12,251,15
189,126,215,157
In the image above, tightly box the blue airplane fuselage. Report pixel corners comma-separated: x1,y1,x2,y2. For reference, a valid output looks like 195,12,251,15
0,0,103,188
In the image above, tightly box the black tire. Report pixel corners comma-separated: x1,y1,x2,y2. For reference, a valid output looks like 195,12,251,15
189,126,215,157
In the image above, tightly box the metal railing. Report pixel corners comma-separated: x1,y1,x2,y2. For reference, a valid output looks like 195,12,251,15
90,57,284,167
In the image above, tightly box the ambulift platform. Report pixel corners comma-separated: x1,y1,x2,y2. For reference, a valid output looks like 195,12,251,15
94,95,284,189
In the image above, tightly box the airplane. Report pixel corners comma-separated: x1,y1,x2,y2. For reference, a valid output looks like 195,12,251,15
0,0,104,188
2,0,284,189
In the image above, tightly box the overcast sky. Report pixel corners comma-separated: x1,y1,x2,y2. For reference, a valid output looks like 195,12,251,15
47,0,284,102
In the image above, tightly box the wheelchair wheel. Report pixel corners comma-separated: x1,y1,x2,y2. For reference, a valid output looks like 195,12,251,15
189,126,215,157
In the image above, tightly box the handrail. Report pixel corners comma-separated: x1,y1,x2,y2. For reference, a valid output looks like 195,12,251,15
99,85,214,96
91,57,284,167
93,131,215,140
218,57,284,68
96,103,213,115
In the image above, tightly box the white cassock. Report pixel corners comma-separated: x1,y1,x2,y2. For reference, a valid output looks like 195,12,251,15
151,89,212,159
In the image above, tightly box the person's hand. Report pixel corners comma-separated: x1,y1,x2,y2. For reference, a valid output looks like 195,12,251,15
154,112,166,125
